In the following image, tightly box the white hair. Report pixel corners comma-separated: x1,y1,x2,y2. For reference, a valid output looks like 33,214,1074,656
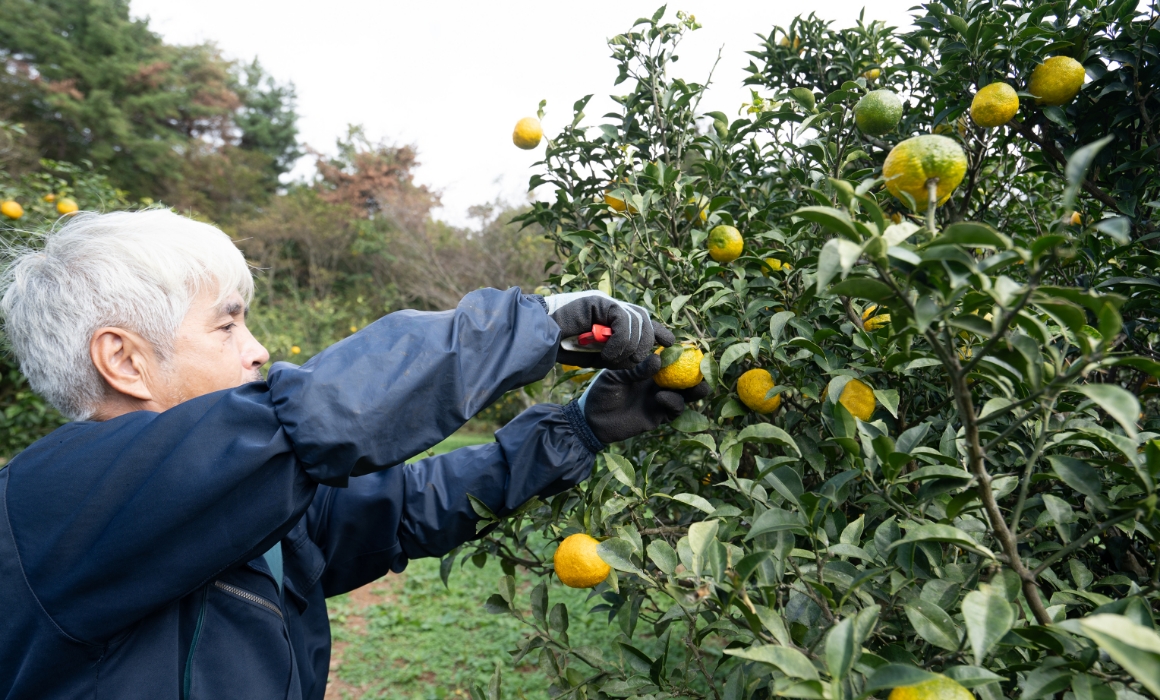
1,209,254,420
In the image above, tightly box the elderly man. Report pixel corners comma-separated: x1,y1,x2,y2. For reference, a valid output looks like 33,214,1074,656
0,210,708,699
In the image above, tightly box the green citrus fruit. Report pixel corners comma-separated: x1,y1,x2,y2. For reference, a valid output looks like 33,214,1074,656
854,90,903,135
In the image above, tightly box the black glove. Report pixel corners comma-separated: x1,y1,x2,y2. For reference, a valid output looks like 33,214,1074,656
542,290,675,369
578,354,711,444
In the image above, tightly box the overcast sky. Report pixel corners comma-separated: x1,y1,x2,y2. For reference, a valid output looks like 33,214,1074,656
131,1,917,227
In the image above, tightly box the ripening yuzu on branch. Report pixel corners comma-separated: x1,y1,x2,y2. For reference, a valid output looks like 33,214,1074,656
1028,56,1086,106
837,379,876,421
862,68,881,80
684,194,709,223
888,677,973,700
882,135,968,211
861,304,891,331
707,225,743,263
56,198,78,215
737,369,781,414
653,345,704,389
1,200,23,219
554,533,610,588
762,257,791,275
854,89,903,135
512,117,543,149
970,82,1019,127
561,364,596,383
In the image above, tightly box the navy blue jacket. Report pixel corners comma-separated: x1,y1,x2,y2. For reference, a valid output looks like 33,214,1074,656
0,287,603,699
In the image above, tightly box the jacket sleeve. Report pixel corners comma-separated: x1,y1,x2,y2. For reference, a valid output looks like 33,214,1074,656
307,402,603,597
5,287,559,643
268,287,560,484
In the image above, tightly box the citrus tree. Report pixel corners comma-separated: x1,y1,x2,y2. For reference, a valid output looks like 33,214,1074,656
455,3,1160,699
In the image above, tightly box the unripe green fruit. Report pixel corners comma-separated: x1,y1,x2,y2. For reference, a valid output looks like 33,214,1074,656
855,90,904,136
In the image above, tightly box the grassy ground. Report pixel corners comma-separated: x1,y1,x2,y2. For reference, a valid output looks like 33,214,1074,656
324,429,615,699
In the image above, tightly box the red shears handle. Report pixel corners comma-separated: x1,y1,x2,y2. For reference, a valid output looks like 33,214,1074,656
577,324,613,346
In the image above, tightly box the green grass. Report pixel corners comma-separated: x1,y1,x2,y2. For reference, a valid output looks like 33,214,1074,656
326,428,617,699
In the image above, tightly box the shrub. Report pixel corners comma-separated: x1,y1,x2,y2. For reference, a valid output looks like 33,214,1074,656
458,4,1160,698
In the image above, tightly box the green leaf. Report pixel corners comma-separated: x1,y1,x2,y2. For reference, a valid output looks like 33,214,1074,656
719,341,753,375
671,408,710,433
887,523,994,559
737,423,801,455
903,598,961,651
770,311,796,346
672,492,715,514
1071,673,1117,700
862,664,941,692
1046,455,1102,499
1078,614,1160,697
795,205,859,239
874,389,899,418
961,583,1014,665
1094,217,1131,245
1070,384,1140,439
484,593,511,615
817,237,863,292
933,221,1012,250
723,645,819,680
605,453,637,490
943,666,1007,689
700,352,720,390
828,277,895,302
688,520,719,577
825,616,859,680
746,507,809,538
596,538,645,576
646,539,678,576
1063,136,1114,209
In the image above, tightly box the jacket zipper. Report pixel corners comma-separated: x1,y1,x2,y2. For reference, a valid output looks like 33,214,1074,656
182,585,211,700
214,580,283,619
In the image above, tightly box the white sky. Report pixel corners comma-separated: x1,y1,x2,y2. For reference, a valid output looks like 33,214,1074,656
131,1,917,227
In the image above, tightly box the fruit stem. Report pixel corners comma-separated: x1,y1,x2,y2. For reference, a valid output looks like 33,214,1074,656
926,177,939,234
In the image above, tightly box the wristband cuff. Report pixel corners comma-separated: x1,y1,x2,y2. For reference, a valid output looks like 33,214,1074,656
563,400,605,454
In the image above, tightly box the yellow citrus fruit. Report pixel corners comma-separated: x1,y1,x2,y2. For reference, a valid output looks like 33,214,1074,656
854,89,904,135
653,345,704,389
890,212,904,224
1,200,23,219
561,364,596,383
56,198,78,215
684,195,709,223
605,192,628,212
862,304,891,331
1070,211,1083,226
970,82,1019,127
863,68,881,80
554,533,610,588
779,36,804,54
839,378,876,421
1028,56,1086,106
762,257,792,275
290,346,301,355
42,193,56,203
888,677,973,700
883,134,968,211
512,117,543,150
738,369,782,414
707,225,743,263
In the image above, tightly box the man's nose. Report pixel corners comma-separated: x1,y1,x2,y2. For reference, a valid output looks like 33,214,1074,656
241,328,270,369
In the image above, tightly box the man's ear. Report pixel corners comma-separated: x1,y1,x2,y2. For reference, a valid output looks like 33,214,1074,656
90,327,156,403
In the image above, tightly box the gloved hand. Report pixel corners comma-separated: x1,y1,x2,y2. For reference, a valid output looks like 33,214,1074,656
577,354,711,445
541,290,674,369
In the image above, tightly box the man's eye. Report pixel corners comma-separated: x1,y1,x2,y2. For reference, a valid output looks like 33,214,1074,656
220,323,237,332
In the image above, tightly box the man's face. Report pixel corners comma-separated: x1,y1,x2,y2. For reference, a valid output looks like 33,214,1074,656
154,288,270,408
